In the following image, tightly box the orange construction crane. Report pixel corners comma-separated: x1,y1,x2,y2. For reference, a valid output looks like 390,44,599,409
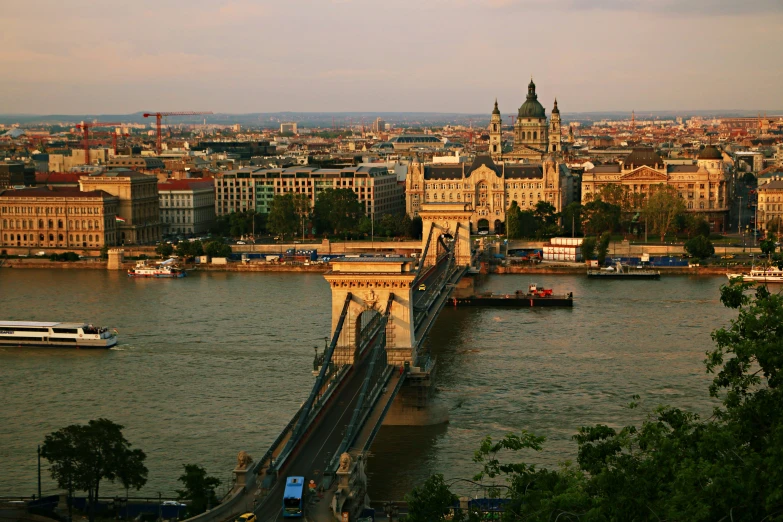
75,122,122,164
143,111,213,154
94,129,131,155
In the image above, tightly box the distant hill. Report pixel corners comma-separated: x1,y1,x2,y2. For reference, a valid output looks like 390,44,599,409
1,110,780,128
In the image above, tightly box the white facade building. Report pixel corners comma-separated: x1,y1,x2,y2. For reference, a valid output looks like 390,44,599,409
158,179,215,236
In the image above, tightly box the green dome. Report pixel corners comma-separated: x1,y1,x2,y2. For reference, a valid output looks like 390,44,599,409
698,146,722,160
518,79,546,119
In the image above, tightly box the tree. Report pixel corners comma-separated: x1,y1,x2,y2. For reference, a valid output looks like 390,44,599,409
399,213,412,238
312,188,363,236
643,185,686,242
742,172,757,186
596,231,611,266
688,216,711,239
505,201,523,239
581,199,621,236
204,239,232,258
176,464,221,517
518,211,539,237
408,215,423,240
561,202,582,237
155,242,173,258
684,235,715,259
357,216,373,236
212,210,266,238
760,237,776,257
292,193,311,239
41,419,148,522
533,201,558,228
581,237,596,261
176,240,203,258
378,213,400,237
267,194,299,239
405,474,458,522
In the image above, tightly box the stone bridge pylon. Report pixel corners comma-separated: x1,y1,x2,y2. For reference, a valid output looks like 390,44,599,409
418,202,473,267
323,258,418,367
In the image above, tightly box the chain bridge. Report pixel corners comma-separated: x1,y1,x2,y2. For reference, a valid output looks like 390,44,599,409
188,203,475,522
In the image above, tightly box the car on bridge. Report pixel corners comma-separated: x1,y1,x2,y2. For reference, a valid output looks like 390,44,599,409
236,513,256,522
418,283,427,291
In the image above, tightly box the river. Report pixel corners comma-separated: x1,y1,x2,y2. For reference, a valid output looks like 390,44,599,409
0,269,737,500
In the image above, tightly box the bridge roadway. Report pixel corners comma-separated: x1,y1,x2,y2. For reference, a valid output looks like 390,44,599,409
237,254,459,522
254,339,375,521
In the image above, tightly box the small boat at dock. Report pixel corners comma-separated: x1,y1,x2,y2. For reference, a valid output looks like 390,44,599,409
128,258,186,278
452,283,573,307
727,264,783,283
587,262,660,280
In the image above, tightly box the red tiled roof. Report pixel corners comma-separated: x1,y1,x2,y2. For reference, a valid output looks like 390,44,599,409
157,178,214,191
0,187,114,199
34,172,82,184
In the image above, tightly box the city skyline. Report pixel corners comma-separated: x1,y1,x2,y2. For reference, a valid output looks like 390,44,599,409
3,0,783,115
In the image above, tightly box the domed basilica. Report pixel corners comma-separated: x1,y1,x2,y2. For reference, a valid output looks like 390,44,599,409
488,78,562,162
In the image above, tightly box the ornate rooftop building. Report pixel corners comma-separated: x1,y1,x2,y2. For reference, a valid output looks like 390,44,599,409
489,78,562,162
406,154,574,233
581,146,731,232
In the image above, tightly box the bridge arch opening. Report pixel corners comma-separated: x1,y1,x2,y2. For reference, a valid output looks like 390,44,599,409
354,308,382,359
477,218,490,233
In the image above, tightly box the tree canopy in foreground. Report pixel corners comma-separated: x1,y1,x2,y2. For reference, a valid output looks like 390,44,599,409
41,419,147,522
407,282,783,521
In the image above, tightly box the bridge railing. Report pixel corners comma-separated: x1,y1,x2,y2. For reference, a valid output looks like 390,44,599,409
416,225,436,277
276,292,353,463
360,368,408,453
322,295,395,487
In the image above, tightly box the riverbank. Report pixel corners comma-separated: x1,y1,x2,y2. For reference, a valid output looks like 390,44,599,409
1,258,744,276
494,264,738,276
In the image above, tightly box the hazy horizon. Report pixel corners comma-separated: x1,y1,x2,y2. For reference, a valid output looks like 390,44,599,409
3,0,782,115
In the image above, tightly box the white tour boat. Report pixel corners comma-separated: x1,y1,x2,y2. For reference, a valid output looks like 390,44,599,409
128,258,186,278
727,265,783,283
0,321,118,348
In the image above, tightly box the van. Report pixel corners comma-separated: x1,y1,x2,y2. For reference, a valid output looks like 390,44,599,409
35,251,46,257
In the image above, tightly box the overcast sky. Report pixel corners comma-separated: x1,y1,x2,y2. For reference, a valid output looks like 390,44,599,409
2,0,782,115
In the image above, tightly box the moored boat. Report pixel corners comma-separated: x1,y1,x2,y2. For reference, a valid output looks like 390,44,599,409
128,258,186,278
727,265,783,283
587,262,660,280
0,321,118,348
452,283,573,307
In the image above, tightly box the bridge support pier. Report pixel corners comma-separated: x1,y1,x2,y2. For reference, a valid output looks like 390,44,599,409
383,368,448,426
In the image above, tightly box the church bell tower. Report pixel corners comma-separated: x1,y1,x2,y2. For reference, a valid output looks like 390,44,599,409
549,98,562,153
489,99,502,161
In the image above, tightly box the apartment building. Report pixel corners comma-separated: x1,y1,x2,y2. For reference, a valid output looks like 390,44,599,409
0,187,119,249
215,165,404,218
158,179,216,236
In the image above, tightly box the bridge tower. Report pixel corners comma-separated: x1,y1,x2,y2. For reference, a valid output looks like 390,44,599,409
324,257,418,366
417,203,473,267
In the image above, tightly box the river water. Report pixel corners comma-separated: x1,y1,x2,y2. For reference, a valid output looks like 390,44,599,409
0,269,737,499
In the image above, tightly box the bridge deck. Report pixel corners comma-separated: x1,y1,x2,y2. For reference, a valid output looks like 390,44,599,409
254,351,373,521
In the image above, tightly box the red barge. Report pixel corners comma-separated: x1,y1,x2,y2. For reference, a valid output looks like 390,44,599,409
452,284,573,307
